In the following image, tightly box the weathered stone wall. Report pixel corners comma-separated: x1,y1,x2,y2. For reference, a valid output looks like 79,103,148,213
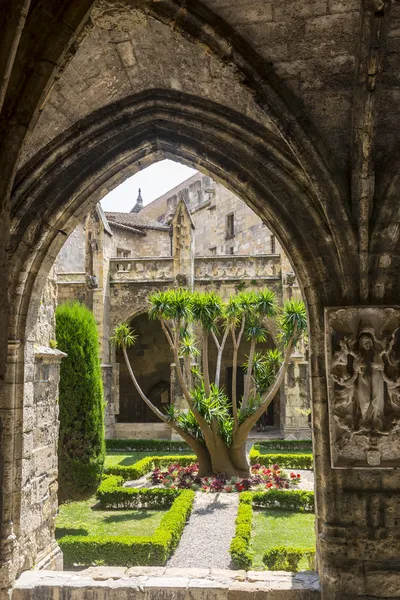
19,271,64,575
111,226,170,258
141,172,282,257
54,223,85,274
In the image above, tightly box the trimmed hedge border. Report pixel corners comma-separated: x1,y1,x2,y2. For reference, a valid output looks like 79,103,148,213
255,440,312,452
60,481,195,568
104,455,195,481
229,490,315,570
263,546,315,571
96,475,181,509
229,492,254,569
106,439,190,452
249,447,313,470
252,489,314,512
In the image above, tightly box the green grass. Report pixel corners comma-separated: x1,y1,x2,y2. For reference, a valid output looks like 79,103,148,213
105,450,193,468
251,510,315,570
56,497,165,539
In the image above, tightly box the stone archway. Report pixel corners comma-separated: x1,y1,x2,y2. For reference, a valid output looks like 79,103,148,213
5,88,357,598
115,312,173,438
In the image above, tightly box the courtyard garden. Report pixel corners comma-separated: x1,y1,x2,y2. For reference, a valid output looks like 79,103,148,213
56,438,315,571
55,294,315,572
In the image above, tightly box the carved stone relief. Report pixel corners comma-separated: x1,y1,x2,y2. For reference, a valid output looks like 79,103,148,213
325,306,400,468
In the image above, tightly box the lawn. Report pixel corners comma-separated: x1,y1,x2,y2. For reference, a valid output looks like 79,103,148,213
105,450,195,468
251,510,315,570
56,497,165,539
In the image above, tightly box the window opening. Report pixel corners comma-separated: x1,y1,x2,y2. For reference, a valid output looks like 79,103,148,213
226,213,235,238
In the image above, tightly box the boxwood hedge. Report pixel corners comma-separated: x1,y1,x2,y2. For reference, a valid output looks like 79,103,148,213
105,455,196,481
60,485,194,568
106,439,190,452
249,447,313,470
96,474,181,509
229,490,315,570
255,440,312,452
263,546,315,571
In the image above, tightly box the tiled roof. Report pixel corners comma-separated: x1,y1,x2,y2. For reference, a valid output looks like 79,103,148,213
105,212,169,231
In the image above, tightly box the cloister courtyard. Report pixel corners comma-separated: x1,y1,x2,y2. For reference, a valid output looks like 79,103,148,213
3,1,400,599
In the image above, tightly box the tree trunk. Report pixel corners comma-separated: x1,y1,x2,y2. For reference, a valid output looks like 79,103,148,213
191,443,213,477
206,437,240,478
229,439,251,478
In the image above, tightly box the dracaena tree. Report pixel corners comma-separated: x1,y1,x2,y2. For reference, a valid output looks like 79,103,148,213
111,289,306,477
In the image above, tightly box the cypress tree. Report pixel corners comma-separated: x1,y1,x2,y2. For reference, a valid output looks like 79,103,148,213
56,301,105,503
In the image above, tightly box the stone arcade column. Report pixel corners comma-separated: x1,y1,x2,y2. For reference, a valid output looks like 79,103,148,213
282,352,311,440
315,305,400,600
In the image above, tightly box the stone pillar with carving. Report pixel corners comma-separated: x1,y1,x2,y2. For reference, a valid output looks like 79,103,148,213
318,305,400,599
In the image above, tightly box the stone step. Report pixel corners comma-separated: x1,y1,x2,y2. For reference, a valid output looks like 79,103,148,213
13,568,320,599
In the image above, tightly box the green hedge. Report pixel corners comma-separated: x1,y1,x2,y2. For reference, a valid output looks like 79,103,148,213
96,475,180,509
106,439,190,452
60,488,195,568
252,489,314,513
255,440,312,452
229,492,254,569
105,455,195,481
249,447,313,470
229,490,315,570
56,301,105,503
263,546,315,571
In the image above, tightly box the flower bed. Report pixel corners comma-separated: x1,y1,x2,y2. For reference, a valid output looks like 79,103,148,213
150,462,301,492
229,490,315,570
104,455,195,481
60,478,195,568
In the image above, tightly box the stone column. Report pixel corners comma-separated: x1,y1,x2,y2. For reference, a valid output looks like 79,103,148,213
282,353,311,439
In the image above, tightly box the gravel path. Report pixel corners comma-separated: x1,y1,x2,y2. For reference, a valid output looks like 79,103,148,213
167,492,239,569
292,469,314,491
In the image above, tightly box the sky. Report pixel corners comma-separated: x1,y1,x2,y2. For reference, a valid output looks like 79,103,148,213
100,159,198,213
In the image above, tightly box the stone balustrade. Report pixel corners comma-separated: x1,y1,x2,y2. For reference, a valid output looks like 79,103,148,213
13,567,320,599
109,255,281,284
109,257,174,283
194,255,281,282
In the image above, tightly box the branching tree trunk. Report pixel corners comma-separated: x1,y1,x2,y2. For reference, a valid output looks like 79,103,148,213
242,336,256,410
231,316,246,430
112,291,306,479
212,327,229,387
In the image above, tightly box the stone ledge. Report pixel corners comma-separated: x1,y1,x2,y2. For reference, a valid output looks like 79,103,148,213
13,568,320,599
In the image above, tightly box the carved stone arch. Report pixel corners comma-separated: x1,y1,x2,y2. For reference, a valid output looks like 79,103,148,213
9,89,357,347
